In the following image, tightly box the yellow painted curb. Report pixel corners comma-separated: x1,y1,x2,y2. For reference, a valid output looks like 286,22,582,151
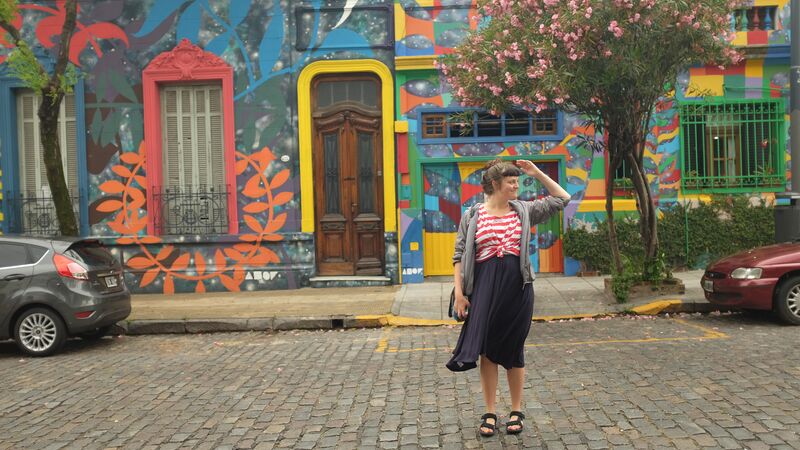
629,299,683,316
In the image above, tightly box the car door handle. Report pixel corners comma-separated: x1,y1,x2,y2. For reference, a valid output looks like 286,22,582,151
3,274,26,281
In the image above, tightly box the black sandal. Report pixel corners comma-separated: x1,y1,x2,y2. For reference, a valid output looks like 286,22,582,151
506,411,525,434
479,413,497,437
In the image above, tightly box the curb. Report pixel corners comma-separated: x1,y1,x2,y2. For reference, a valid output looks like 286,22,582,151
117,300,727,335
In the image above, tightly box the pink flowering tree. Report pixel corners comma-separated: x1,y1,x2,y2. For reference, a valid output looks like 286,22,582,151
440,0,742,278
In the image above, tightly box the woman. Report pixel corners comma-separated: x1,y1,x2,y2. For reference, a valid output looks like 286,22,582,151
447,158,570,437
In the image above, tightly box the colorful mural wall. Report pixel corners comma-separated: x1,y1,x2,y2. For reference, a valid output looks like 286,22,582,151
0,0,398,293
0,0,793,292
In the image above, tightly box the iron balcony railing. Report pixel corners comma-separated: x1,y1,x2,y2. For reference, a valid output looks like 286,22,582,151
153,184,230,235
5,190,80,236
679,99,786,193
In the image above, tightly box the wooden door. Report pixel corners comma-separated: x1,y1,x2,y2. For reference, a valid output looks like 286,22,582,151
313,76,384,276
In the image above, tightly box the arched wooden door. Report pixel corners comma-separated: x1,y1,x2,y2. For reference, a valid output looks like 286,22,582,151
312,75,384,276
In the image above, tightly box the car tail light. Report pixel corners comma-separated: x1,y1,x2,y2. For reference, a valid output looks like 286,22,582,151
54,254,89,280
74,311,95,319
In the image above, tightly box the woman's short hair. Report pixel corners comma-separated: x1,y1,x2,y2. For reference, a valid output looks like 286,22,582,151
481,158,522,195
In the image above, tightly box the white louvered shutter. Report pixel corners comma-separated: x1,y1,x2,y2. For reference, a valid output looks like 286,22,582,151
17,90,78,195
160,83,226,234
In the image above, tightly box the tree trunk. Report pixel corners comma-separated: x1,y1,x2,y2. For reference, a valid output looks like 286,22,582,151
605,132,624,275
39,93,79,236
42,0,80,236
625,127,659,280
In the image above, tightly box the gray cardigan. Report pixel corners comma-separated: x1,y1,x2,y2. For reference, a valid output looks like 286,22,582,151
452,197,570,296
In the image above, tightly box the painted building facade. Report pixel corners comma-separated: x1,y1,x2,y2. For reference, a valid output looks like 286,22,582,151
0,0,791,294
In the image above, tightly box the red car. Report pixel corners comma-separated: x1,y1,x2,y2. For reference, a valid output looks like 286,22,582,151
702,243,800,325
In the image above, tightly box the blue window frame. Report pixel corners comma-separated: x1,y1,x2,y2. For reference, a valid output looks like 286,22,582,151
416,107,564,144
0,64,89,236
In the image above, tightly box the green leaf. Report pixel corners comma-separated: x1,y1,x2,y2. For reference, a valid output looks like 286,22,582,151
101,110,119,147
90,108,104,144
109,71,138,102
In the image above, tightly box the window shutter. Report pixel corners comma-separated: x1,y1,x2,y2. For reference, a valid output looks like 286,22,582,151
63,93,78,195
162,87,182,188
17,92,40,194
181,88,194,187
208,87,224,189
195,87,209,187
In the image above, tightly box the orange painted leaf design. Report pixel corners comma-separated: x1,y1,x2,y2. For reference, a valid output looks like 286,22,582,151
139,236,161,244
240,234,259,242
100,180,126,194
196,281,206,293
108,218,132,235
112,165,132,178
233,267,245,283
269,169,290,190
164,275,174,294
116,237,135,245
243,176,266,198
235,159,249,175
155,245,173,261
223,248,245,261
260,247,280,264
140,267,160,287
219,274,240,292
96,199,123,212
214,249,227,270
234,243,255,253
262,233,284,242
134,176,148,187
243,202,269,213
195,251,206,275
271,192,292,207
252,147,276,168
244,214,263,233
127,256,155,270
264,212,287,234
120,152,141,165
248,252,269,265
172,253,191,271
128,188,145,209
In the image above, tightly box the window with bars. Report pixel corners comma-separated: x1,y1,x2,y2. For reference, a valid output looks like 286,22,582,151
679,99,786,192
157,83,229,235
12,89,80,235
418,109,559,142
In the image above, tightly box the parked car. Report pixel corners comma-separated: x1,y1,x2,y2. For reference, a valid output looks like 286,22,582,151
0,236,131,356
702,242,800,325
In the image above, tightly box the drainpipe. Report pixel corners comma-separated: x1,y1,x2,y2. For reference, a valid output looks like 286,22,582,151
776,0,800,242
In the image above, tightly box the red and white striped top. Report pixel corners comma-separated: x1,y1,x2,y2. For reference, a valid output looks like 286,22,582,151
475,204,522,262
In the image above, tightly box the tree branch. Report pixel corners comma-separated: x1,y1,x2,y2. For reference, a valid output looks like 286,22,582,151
50,0,77,88
0,17,21,44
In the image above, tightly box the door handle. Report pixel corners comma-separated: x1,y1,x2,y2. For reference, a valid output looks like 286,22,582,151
3,274,26,282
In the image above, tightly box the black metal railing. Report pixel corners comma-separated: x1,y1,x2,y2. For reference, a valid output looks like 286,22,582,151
5,190,80,236
153,185,230,235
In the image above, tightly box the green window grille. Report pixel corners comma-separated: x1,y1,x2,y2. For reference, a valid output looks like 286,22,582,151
679,98,786,193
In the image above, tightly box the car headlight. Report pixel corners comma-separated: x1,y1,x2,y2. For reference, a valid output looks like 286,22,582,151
731,268,762,279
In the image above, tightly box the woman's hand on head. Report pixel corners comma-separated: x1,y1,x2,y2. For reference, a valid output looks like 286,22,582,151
455,293,470,320
515,159,541,178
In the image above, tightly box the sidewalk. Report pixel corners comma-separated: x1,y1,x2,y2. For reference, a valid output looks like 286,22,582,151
122,270,715,334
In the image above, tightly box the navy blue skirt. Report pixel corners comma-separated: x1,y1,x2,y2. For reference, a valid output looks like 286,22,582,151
446,255,533,372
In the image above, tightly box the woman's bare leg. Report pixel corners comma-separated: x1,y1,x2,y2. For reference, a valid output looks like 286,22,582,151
506,367,525,432
479,355,498,433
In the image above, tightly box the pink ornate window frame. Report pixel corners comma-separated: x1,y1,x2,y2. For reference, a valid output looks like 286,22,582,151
142,39,238,235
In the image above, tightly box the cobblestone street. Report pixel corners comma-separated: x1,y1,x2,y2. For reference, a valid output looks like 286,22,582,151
1,313,799,449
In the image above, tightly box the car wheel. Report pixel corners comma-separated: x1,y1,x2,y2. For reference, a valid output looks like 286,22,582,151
13,308,67,357
79,325,113,340
775,276,800,325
